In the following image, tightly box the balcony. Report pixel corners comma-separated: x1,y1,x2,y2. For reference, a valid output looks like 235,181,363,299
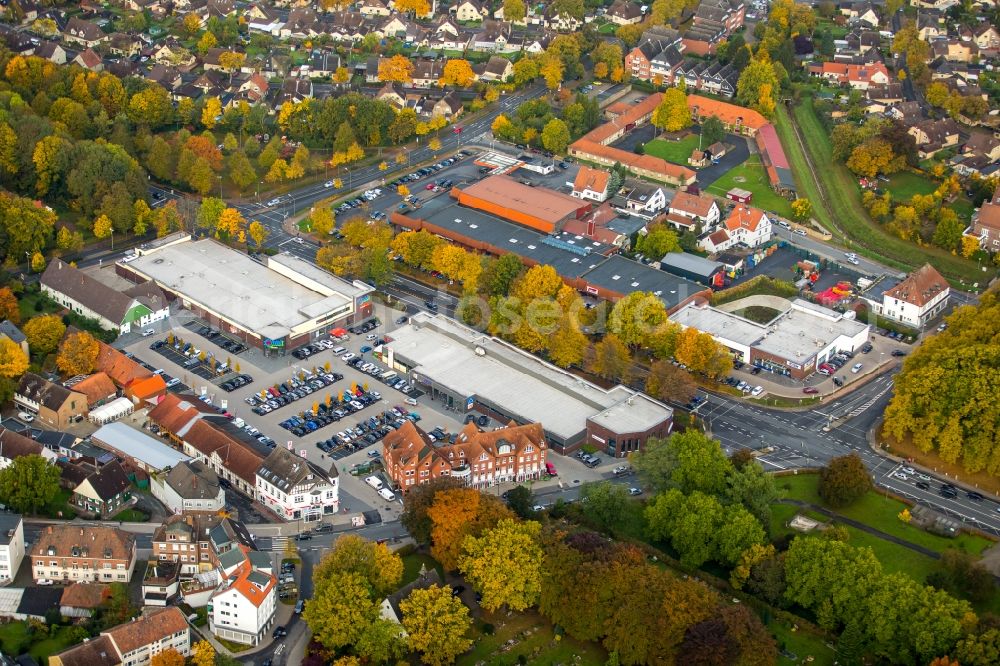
450,464,471,479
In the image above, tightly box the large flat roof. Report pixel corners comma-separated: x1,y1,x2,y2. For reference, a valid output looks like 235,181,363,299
754,300,869,363
458,175,586,226
672,303,769,347
387,313,671,441
129,237,368,338
659,252,724,278
92,422,190,470
580,255,706,310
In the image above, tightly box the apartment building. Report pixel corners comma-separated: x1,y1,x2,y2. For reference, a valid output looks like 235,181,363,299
50,607,190,666
0,514,24,583
32,525,136,585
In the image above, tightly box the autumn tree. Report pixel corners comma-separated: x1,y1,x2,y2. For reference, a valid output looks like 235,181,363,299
791,198,812,221
215,208,246,238
247,220,268,248
502,0,527,21
818,453,872,507
541,118,570,154
645,360,697,404
400,476,466,545
22,315,66,358
609,291,669,349
513,58,539,86
93,214,113,240
439,59,476,87
201,97,221,129
588,334,631,382
0,454,60,514
379,55,414,83
0,288,19,325
0,338,28,379
56,331,100,376
736,54,780,118
150,648,186,666
636,223,682,258
395,0,431,15
460,519,543,612
429,488,514,571
400,585,473,665
674,327,732,379
540,55,564,91
311,207,335,237
653,88,692,132
846,138,902,178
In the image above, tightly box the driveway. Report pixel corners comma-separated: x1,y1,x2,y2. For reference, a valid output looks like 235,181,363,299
694,134,751,189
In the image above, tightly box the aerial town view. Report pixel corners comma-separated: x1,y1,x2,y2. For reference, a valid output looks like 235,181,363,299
0,0,997,663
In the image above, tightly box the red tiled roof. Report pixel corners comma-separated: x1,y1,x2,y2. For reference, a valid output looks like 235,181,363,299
184,419,263,485
725,205,767,232
884,264,949,307
687,94,768,131
573,166,610,195
670,190,716,218
105,607,188,655
72,373,118,407
95,341,151,388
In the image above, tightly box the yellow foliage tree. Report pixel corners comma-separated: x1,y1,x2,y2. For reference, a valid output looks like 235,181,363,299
201,97,221,129
439,59,476,87
216,208,246,237
397,184,410,197
56,331,100,377
93,214,113,239
150,648,186,666
22,315,66,357
0,338,28,379
190,640,216,666
378,55,414,83
248,220,268,247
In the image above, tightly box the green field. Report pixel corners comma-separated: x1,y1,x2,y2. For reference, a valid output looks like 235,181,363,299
776,474,993,556
790,97,988,284
0,623,85,662
886,172,938,201
643,135,702,165
774,104,837,235
705,157,794,218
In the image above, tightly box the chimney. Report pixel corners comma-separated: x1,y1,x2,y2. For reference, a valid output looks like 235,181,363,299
588,217,596,237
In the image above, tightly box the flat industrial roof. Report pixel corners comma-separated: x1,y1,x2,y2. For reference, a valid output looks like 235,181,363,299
129,237,368,338
459,175,586,225
672,303,769,347
659,252,724,278
387,313,671,441
754,300,869,363
91,422,190,470
580,255,706,310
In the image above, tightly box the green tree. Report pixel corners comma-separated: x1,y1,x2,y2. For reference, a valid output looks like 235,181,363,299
228,151,257,192
818,453,872,508
541,118,570,154
303,571,378,650
631,431,732,496
609,291,669,349
504,485,535,519
400,585,474,666
956,628,1000,666
736,54,780,118
636,223,682,258
700,115,725,145
579,481,631,532
502,0,527,21
197,197,226,231
459,519,543,612
724,461,777,529
587,334,631,382
0,454,60,514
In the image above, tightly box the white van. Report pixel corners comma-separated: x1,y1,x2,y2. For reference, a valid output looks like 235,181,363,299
381,371,398,382
378,487,396,501
332,346,346,355
365,476,383,490
777,220,791,229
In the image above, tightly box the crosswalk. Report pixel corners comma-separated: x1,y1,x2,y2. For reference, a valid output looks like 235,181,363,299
845,380,894,418
269,536,289,552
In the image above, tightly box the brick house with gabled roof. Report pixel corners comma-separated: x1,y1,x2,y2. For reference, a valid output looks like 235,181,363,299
571,166,611,202
51,606,190,666
68,372,118,408
14,372,87,428
178,419,263,498
666,190,721,231
383,420,547,492
32,524,136,584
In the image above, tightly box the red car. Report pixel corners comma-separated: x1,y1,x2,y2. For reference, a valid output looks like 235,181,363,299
425,183,435,190
802,387,819,394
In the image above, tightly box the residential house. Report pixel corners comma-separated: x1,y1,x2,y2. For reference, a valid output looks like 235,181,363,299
675,58,739,97
149,41,195,68
665,191,720,231
383,420,548,492
360,0,391,16
151,460,226,516
380,566,443,628
618,181,669,219
962,130,1000,163
687,94,768,136
142,560,181,607
888,100,922,124
411,58,445,88
108,32,141,57
478,55,514,82
376,82,406,110
0,514,24,583
965,189,1000,251
917,12,943,41
973,23,1000,52
572,166,612,202
63,17,107,48
49,607,190,666
34,41,66,64
908,118,961,158
238,74,269,102
809,61,890,89
41,259,168,335
255,447,339,522
246,4,284,34
689,141,727,167
32,524,136,584
0,320,28,358
73,47,103,71
469,20,512,52
72,460,132,518
453,0,485,22
607,0,644,25
626,26,685,82
723,204,772,247
151,515,218,575
431,17,466,50
280,8,319,39
208,546,276,645
59,582,111,618
932,38,978,63
841,1,879,27
279,78,313,104
684,0,746,55
0,427,58,468
865,264,950,328
431,92,463,120
14,373,87,429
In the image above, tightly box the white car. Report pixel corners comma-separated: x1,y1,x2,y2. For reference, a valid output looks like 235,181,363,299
892,472,908,481
532,505,546,511
324,180,334,188
750,386,764,397
141,328,155,336
341,352,355,361
793,228,807,236
36,579,53,586
366,333,377,341
16,411,34,422
266,198,281,206
851,362,863,373
901,466,915,475
628,487,643,496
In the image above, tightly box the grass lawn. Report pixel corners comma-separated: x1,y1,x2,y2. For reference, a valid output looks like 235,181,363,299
705,157,794,218
43,488,77,520
643,135,702,165
777,474,993,556
401,552,444,586
18,288,61,321
114,508,149,522
596,21,617,34
774,104,838,236
886,172,938,201
770,619,836,666
791,97,989,285
458,610,607,666
28,630,84,663
0,623,85,662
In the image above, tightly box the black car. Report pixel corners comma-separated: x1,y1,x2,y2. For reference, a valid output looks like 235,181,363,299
424,300,438,311
861,343,873,353
272,626,287,639
968,491,984,502
451,585,465,597
915,481,930,490
295,532,312,541
891,350,906,357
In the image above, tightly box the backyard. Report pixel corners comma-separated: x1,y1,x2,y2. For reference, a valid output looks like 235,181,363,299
643,135,703,165
886,172,938,200
457,610,608,666
0,622,86,663
704,157,795,218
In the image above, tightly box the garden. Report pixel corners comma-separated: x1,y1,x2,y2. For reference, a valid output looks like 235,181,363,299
642,134,703,165
704,157,795,218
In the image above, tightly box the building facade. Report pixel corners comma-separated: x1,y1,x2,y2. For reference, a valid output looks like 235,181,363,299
32,525,136,584
0,514,24,583
255,447,339,522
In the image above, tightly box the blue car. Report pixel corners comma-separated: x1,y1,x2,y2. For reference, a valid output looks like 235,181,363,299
360,345,372,353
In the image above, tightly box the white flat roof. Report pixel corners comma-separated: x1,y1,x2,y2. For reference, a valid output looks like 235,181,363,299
129,238,367,338
387,314,671,441
754,300,869,363
672,303,768,348
92,422,190,470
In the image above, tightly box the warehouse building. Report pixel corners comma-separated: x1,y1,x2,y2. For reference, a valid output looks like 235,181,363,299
384,313,673,457
119,234,374,354
453,175,592,234
658,252,726,287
